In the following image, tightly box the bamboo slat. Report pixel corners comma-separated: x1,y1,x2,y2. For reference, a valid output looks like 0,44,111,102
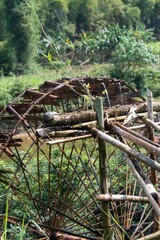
97,194,149,203
91,128,160,172
111,124,160,156
136,230,160,240
47,134,92,145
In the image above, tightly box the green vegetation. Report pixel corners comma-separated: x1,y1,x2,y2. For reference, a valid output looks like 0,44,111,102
0,1,160,238
0,0,159,102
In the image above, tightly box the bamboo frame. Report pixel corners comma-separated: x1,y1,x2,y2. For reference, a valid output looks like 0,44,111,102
1,77,160,239
97,194,149,203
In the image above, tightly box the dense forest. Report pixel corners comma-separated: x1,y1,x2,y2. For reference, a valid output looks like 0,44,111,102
0,0,160,97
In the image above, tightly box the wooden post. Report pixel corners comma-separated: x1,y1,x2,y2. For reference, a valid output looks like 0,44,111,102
94,97,111,240
147,89,160,230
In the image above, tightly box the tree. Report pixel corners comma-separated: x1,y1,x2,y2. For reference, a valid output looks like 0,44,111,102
110,28,158,90
3,0,39,74
150,0,160,38
135,0,155,27
0,0,7,41
68,0,99,33
42,0,72,36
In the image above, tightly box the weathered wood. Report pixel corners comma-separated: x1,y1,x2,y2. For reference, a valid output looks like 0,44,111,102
147,89,160,231
95,97,111,240
111,124,160,156
55,232,87,240
143,117,160,132
6,105,30,129
114,123,160,148
97,194,149,203
26,89,57,100
136,230,160,240
43,111,96,126
91,128,160,172
36,128,81,138
124,155,160,217
43,103,160,127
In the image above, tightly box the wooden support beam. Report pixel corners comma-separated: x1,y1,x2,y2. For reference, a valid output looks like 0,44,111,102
94,97,111,240
147,89,160,231
97,194,149,203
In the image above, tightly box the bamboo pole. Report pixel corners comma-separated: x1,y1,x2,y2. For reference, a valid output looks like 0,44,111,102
124,155,160,217
111,124,160,156
91,128,160,172
136,230,160,240
114,123,160,148
142,117,160,132
6,105,30,129
36,128,82,138
47,134,92,145
147,89,160,231
95,97,111,240
97,194,149,203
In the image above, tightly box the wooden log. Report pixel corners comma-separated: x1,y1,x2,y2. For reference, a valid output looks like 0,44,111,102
106,102,160,118
136,230,160,240
111,124,160,156
71,113,157,129
97,194,149,203
43,102,160,127
43,111,96,126
91,128,160,172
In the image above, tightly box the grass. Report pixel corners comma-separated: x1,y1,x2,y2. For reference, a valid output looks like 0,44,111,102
0,63,111,86
1,195,9,240
0,63,111,107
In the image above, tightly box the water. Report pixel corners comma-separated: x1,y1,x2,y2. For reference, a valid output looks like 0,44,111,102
102,82,111,107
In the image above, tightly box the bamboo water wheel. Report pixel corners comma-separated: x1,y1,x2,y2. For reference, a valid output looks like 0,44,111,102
0,76,160,239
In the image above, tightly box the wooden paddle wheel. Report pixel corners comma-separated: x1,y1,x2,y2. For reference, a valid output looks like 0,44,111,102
0,76,160,239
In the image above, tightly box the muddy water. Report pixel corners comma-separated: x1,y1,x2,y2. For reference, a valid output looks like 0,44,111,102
1,133,49,162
